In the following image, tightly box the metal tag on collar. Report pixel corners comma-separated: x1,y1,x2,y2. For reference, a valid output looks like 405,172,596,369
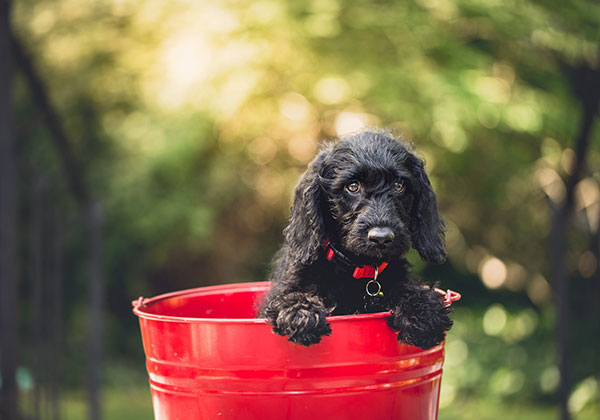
365,266,384,297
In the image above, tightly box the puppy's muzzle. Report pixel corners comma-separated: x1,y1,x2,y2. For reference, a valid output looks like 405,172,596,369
367,227,395,247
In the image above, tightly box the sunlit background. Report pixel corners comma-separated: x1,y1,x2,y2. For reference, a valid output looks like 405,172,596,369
3,0,600,419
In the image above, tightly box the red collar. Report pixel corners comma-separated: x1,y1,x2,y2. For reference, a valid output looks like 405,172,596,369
321,238,389,279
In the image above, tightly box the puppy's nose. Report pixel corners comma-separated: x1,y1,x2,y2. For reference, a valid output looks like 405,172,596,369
368,227,395,247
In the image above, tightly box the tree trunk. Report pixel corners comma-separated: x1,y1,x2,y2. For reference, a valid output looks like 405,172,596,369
551,64,600,420
591,205,600,392
11,26,105,420
9,33,88,206
551,205,571,420
0,0,20,418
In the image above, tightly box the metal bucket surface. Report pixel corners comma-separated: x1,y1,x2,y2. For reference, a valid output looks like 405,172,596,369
133,281,457,420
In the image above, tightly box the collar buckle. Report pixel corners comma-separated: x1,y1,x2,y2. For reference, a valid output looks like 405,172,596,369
321,238,389,279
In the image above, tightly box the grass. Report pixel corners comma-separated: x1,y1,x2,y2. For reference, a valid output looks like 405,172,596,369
440,396,557,420
61,386,154,420
51,384,561,420
23,379,598,420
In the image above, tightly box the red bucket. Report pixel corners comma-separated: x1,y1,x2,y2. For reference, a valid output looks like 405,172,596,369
132,281,459,420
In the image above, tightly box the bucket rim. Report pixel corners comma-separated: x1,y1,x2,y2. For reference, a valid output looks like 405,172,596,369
132,281,393,324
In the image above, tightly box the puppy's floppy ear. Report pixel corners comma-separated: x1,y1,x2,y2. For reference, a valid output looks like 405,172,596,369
283,149,330,265
407,154,447,264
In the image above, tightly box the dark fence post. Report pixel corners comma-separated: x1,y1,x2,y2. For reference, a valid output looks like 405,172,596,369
0,0,20,418
87,200,104,420
31,173,45,420
49,206,64,420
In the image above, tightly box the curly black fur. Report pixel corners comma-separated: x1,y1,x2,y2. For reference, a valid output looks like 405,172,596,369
259,129,453,349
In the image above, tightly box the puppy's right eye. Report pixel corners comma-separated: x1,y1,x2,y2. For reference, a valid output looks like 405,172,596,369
346,181,360,193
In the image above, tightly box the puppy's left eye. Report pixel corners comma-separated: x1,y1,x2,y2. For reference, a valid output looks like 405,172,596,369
394,181,406,194
346,181,360,193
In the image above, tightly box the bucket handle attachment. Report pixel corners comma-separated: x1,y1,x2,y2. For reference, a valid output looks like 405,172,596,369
438,289,461,307
132,296,146,309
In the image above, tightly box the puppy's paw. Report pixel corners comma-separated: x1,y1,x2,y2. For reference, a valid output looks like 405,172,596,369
388,289,453,350
274,306,331,346
267,292,332,346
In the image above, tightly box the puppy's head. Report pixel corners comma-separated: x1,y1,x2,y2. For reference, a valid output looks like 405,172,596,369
285,130,446,265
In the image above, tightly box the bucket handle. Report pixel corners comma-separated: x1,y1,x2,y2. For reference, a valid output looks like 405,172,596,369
131,290,460,309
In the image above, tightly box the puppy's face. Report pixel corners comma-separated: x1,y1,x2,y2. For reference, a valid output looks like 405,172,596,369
285,130,445,266
320,135,420,261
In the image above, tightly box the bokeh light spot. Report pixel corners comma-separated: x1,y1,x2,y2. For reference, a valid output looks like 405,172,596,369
490,368,525,396
279,93,313,122
526,274,553,307
445,339,469,366
540,366,560,394
578,251,597,278
334,112,372,136
483,304,507,336
248,137,278,165
314,76,351,105
478,256,507,289
568,377,598,416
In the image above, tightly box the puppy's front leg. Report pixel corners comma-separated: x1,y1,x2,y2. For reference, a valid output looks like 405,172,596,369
262,291,332,346
387,284,453,350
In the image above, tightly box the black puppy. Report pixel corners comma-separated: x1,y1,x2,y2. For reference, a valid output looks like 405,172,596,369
259,129,452,349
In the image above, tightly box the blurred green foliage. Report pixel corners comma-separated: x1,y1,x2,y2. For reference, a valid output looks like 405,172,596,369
10,0,600,417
